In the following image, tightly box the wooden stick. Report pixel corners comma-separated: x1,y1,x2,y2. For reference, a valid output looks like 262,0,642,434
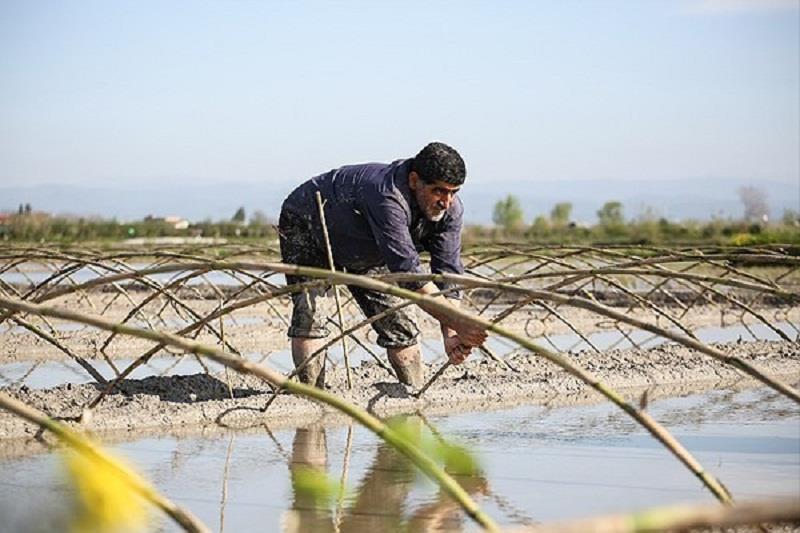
334,424,354,531
10,316,107,384
220,299,234,400
416,342,516,399
316,191,352,389
511,498,800,533
219,434,234,533
415,360,451,398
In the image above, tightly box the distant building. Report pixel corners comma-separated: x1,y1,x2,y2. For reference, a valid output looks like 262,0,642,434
144,215,190,230
164,216,190,230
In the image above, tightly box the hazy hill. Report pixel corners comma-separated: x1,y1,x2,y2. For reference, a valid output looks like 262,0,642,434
1,178,797,225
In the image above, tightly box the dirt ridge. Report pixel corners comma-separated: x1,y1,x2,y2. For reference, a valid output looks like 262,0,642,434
1,339,797,453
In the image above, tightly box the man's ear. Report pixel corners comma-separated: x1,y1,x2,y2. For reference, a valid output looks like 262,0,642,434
408,171,420,191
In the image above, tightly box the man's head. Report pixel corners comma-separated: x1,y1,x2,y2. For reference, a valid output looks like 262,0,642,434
409,142,466,222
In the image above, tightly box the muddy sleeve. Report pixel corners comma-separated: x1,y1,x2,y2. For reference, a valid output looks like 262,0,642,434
426,199,464,299
362,193,427,291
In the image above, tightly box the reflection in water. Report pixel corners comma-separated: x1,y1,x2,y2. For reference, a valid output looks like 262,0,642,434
285,418,488,533
0,387,796,531
287,426,332,532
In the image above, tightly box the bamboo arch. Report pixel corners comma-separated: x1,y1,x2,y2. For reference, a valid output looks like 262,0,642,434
1,244,798,530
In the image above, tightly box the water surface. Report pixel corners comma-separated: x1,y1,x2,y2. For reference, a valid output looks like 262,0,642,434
0,385,797,532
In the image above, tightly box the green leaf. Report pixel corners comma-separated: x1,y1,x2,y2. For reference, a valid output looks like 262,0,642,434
291,466,343,507
386,416,423,448
432,442,481,477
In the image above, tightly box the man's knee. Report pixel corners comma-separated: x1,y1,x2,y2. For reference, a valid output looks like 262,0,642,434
374,319,419,349
350,288,420,348
288,288,331,339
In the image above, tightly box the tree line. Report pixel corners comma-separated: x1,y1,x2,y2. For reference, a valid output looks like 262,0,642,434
0,206,278,243
2,195,797,245
488,191,799,245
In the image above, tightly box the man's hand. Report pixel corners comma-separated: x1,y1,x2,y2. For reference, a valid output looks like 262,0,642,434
416,281,488,363
443,332,472,364
451,320,487,348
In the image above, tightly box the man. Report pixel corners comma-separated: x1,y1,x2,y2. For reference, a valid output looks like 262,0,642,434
278,142,487,388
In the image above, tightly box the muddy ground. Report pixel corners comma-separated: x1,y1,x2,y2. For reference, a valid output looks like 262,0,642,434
2,295,797,363
1,338,797,456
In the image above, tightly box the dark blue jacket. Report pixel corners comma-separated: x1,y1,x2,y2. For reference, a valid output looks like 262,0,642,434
282,158,464,294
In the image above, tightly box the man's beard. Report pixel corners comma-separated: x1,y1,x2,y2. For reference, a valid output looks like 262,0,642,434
428,209,445,222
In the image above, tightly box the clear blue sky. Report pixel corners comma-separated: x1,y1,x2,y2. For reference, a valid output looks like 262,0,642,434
1,0,798,188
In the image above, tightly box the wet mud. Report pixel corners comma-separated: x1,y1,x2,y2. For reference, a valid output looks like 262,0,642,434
1,339,797,455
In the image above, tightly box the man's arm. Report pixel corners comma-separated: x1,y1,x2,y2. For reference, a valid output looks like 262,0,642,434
362,193,429,291
361,188,485,361
418,198,483,362
416,282,487,364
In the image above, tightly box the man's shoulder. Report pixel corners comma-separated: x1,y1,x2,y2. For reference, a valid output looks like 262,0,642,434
336,161,391,176
350,159,411,199
334,159,410,187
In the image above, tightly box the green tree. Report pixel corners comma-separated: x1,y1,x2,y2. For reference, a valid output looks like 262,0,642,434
527,215,550,238
550,202,572,227
597,201,624,227
231,206,246,223
492,195,524,232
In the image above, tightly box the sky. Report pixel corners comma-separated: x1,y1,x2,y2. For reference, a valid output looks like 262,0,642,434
1,0,798,191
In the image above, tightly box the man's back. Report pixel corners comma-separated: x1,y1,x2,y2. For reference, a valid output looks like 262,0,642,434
282,158,463,275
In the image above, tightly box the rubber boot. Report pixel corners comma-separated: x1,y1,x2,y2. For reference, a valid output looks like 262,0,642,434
293,351,326,388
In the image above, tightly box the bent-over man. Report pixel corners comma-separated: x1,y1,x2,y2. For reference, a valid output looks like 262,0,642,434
278,142,487,388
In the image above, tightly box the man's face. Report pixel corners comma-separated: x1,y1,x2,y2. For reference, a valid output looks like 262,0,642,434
409,172,461,222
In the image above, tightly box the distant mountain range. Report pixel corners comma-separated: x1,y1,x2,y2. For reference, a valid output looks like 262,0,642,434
1,178,797,225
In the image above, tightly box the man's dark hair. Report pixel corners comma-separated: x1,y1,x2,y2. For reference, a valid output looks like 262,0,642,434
411,142,466,185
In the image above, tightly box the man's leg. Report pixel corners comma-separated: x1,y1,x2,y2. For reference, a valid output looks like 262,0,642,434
286,286,331,387
386,344,424,388
348,277,424,388
279,207,331,387
291,337,327,388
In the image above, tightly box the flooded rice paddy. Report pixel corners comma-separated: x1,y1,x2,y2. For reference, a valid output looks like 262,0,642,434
1,247,798,531
2,321,796,390
0,385,797,531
